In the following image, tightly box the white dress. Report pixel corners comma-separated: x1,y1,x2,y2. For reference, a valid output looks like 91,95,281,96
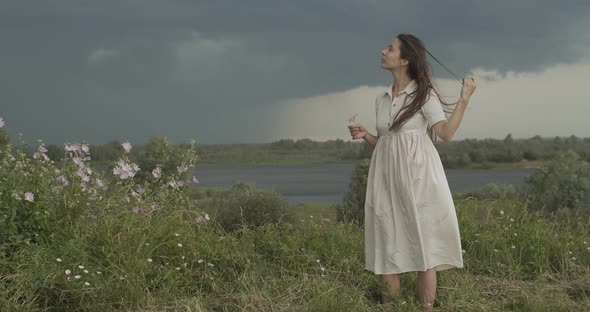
364,80,464,275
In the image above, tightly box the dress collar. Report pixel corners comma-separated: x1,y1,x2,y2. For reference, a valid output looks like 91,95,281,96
385,79,417,97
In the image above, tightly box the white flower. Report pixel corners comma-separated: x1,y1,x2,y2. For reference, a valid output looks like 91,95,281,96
494,249,499,252
316,259,320,263
320,266,325,272
192,176,199,183
204,213,210,221
84,270,89,273
152,167,161,179
84,282,90,286
462,249,466,254
0,116,4,128
78,265,85,269
181,256,185,260
147,258,153,263
96,271,102,275
511,245,516,249
510,218,514,222
121,141,132,153
207,263,214,267
65,270,71,275
56,258,62,262
197,259,204,264
177,243,183,247
175,267,181,270
74,275,81,279
500,210,504,215
174,233,180,237
177,165,188,173
24,192,35,202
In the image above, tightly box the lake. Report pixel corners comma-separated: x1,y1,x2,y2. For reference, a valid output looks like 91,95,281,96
193,163,537,205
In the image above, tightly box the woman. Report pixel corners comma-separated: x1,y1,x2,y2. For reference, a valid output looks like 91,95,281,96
347,33,477,311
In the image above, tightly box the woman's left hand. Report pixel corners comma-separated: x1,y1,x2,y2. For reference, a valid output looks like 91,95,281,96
460,77,477,101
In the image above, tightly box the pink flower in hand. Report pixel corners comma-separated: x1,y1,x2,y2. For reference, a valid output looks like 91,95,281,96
347,113,358,124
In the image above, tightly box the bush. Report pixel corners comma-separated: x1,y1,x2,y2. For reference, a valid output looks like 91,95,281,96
525,149,590,214
336,158,370,225
210,182,292,232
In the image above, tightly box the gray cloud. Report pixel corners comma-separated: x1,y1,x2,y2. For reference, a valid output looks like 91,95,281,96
1,1,589,145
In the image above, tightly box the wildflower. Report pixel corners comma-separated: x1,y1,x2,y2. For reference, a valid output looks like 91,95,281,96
175,233,180,237
81,144,90,155
181,256,185,260
147,258,153,263
572,257,577,261
152,167,161,179
113,159,139,179
175,267,181,270
56,258,62,262
177,243,183,247
84,282,90,286
13,192,21,200
197,259,204,264
494,249,499,252
514,233,518,236
510,218,514,222
207,263,214,267
192,176,199,183
78,265,85,269
57,175,70,186
65,270,71,275
177,165,188,173
65,144,81,153
24,192,34,202
177,180,185,187
96,271,102,275
204,213,210,221
500,210,504,215
121,141,132,153
316,259,320,263
74,275,81,279
132,207,141,213
462,249,466,254
511,245,516,249
0,116,4,128
320,266,325,272
84,270,89,273
347,112,358,124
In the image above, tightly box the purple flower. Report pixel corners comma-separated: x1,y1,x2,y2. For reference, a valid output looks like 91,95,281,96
24,192,34,202
347,113,358,124
65,144,80,153
177,165,188,173
113,159,139,180
81,144,90,155
192,176,199,184
121,141,132,154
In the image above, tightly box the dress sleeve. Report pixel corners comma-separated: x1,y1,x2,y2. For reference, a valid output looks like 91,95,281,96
421,89,446,127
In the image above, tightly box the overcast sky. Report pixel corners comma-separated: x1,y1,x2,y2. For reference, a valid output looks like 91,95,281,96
1,1,590,146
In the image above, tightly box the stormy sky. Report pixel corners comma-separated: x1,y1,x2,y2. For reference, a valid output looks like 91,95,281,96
1,1,590,146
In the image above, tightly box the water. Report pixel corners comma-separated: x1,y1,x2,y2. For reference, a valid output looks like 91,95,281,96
193,163,537,205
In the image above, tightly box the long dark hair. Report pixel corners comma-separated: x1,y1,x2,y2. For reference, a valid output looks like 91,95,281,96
388,33,455,143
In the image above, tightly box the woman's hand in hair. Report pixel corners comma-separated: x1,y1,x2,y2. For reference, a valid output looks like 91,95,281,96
348,124,367,140
460,77,477,102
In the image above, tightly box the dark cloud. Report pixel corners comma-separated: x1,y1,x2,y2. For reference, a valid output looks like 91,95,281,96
1,0,589,144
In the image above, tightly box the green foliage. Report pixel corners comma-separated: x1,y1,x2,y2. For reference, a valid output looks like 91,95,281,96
525,149,590,214
209,182,293,232
454,183,525,200
336,159,370,225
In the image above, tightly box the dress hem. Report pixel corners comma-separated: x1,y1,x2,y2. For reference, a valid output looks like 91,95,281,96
364,263,464,275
